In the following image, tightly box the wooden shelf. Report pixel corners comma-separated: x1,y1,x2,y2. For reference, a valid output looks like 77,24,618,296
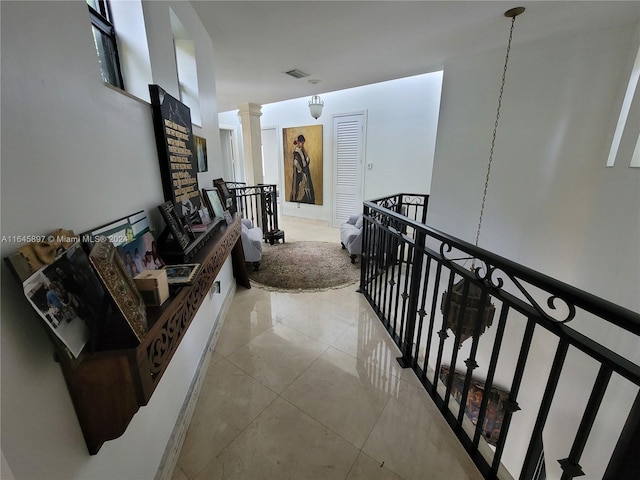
59,217,249,454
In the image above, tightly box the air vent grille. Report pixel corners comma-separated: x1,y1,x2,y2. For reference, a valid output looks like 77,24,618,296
285,69,309,79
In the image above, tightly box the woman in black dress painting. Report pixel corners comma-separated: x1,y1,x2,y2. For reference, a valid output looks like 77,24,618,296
290,135,315,204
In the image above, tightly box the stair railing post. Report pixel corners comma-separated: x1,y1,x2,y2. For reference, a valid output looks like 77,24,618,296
397,228,425,368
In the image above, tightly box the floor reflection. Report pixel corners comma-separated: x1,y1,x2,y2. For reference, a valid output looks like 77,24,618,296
172,217,483,480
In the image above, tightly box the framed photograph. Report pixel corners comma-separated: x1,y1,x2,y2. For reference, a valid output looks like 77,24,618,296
89,240,147,343
82,210,147,250
22,243,101,358
202,188,225,219
194,135,208,173
223,210,233,226
119,231,164,278
162,263,201,286
198,208,211,225
213,178,235,212
84,211,164,278
158,201,192,251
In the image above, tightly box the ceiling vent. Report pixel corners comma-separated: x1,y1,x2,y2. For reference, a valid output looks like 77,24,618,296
284,69,309,79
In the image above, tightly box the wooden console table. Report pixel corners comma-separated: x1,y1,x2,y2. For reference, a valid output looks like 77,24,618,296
60,217,249,454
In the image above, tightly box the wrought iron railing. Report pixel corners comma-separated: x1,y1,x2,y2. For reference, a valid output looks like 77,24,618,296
359,193,640,480
227,184,280,237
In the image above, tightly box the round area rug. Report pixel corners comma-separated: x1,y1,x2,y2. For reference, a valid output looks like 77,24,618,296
248,241,360,291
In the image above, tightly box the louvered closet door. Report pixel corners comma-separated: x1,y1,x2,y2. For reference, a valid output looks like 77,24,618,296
333,113,365,227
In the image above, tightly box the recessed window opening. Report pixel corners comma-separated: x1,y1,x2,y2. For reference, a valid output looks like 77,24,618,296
86,0,124,89
606,41,639,168
170,9,202,126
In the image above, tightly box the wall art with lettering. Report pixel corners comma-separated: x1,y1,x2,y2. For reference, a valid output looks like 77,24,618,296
149,84,202,223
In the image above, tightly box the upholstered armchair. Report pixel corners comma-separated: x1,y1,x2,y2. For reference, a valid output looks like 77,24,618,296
340,214,364,263
241,218,263,270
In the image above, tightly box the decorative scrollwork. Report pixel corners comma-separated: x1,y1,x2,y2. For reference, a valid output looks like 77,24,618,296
377,197,399,211
484,266,575,324
438,243,576,324
402,195,426,206
146,220,240,381
439,241,455,260
479,265,504,289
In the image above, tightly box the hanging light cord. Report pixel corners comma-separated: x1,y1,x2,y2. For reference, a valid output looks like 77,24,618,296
474,14,519,249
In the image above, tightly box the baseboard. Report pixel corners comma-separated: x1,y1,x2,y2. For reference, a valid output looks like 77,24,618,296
154,281,237,480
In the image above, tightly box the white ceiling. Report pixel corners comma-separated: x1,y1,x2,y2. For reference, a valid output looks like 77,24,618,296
190,1,640,113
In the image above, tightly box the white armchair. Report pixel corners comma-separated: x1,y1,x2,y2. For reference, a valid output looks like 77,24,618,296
241,218,263,270
340,214,364,264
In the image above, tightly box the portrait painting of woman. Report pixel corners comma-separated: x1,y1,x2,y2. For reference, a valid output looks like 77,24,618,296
282,125,323,205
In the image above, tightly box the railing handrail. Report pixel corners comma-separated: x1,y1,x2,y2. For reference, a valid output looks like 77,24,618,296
364,197,640,335
227,183,280,238
361,193,639,479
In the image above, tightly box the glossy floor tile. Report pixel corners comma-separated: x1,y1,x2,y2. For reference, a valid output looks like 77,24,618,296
172,217,483,480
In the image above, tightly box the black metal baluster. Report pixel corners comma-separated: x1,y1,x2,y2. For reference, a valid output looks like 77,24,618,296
474,304,510,447
444,278,471,412
603,389,640,480
490,318,536,477
422,261,443,390
381,228,393,327
457,286,490,427
391,238,407,337
397,230,425,368
414,256,432,371
374,222,385,321
372,221,381,312
397,241,412,345
558,364,613,480
434,269,455,393
421,196,429,224
358,209,369,294
519,338,569,480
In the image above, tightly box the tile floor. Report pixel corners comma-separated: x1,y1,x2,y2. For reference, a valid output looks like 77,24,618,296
172,216,483,480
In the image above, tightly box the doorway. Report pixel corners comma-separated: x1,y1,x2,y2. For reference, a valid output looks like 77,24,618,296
219,127,243,182
261,127,280,187
332,113,366,227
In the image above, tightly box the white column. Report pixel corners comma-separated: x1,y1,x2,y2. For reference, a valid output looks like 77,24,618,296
237,103,264,185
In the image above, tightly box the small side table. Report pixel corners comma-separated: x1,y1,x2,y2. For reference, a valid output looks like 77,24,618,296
264,229,285,245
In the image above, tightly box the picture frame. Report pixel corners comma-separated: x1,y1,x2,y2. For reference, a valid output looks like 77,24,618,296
202,187,226,219
213,178,235,213
81,210,147,250
198,207,211,225
194,135,208,173
223,210,233,226
282,124,323,205
83,211,165,278
118,231,164,278
89,240,147,343
158,201,192,251
22,243,98,358
149,85,202,216
162,263,201,286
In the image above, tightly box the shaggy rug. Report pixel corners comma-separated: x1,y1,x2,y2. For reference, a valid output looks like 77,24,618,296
248,241,360,291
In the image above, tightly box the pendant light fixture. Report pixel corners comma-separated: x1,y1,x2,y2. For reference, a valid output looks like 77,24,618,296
309,94,324,119
441,7,525,348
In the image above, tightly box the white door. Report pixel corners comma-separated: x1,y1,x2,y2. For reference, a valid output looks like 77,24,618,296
333,113,365,227
260,127,279,187
220,127,243,182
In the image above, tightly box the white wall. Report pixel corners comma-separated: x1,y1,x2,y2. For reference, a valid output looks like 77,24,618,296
430,21,640,479
219,71,443,222
1,2,231,478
